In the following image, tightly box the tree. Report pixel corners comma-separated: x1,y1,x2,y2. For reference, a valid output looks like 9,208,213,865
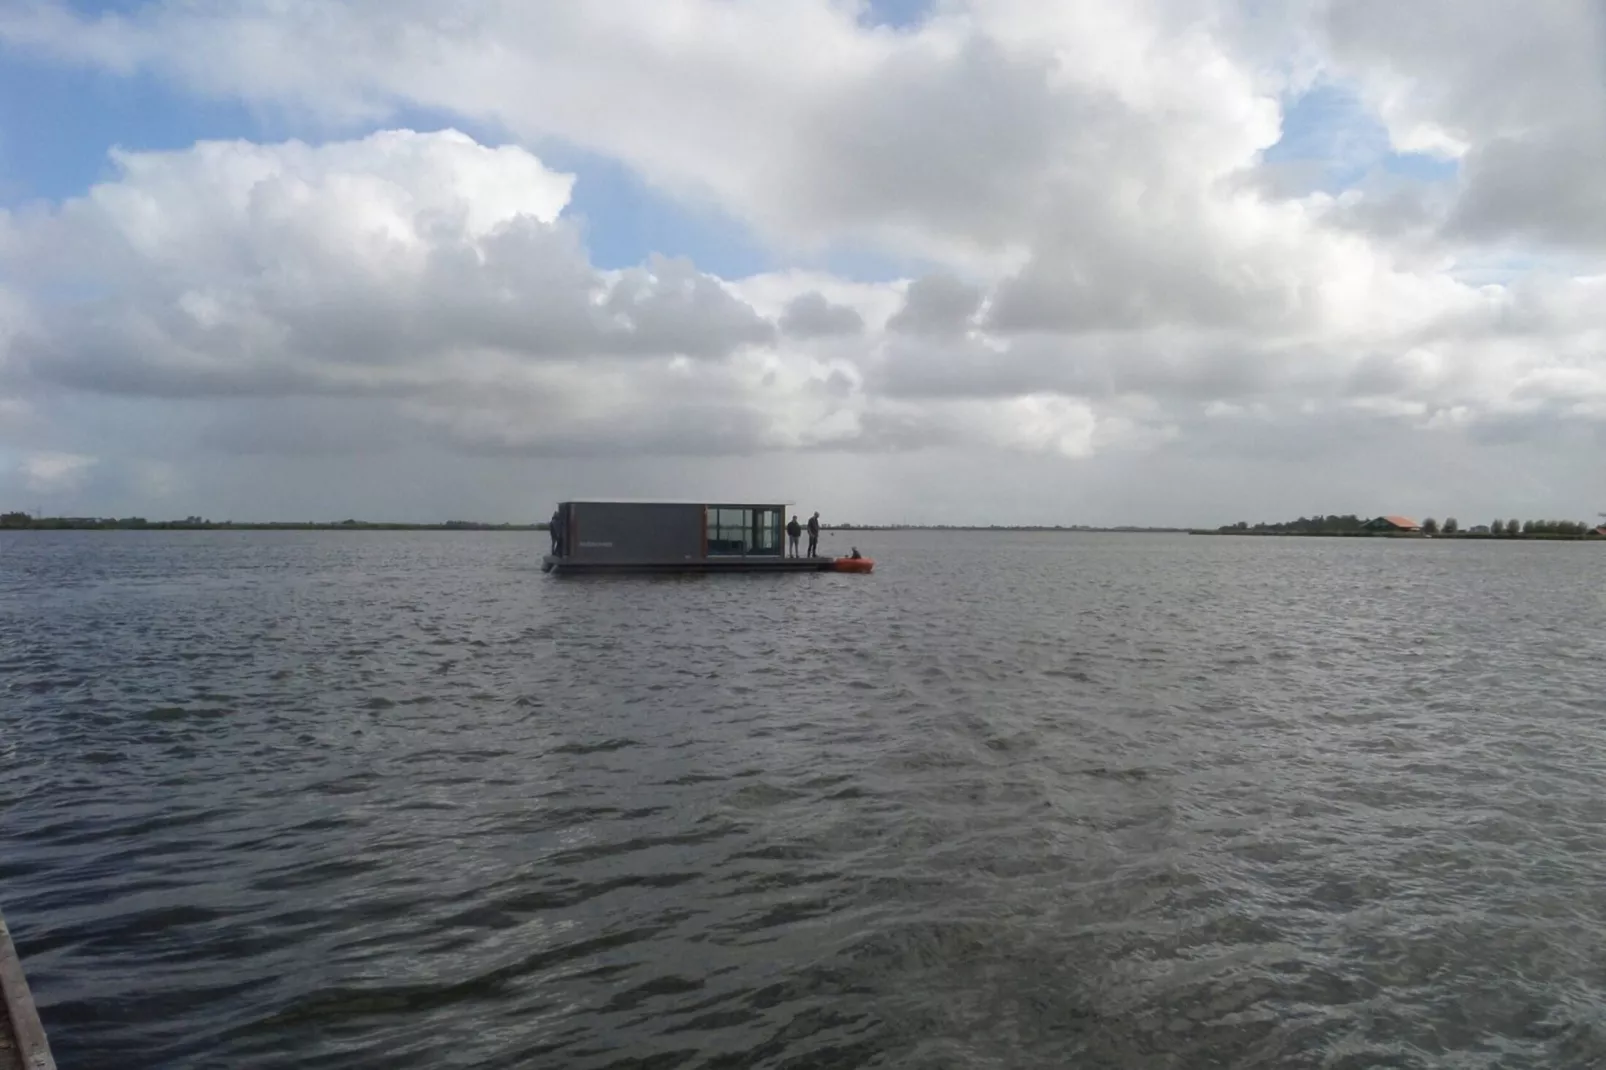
1422,517,1439,534
1442,517,1459,534
1507,519,1520,537
1522,520,1535,535
1490,519,1505,535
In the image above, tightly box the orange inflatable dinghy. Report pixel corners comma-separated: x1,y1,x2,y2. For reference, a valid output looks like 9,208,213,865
832,556,874,573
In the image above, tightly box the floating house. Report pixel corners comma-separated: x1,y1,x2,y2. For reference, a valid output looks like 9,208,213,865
543,500,873,575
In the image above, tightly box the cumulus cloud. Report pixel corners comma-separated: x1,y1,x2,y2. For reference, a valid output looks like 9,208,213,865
6,130,779,401
0,0,1604,522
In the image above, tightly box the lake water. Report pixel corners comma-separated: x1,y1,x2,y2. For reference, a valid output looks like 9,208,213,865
4,530,1606,1068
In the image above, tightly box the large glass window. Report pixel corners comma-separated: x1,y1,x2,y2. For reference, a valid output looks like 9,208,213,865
706,506,783,556
707,507,753,554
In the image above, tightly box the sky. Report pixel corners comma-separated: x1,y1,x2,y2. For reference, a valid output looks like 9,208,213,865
0,0,1603,526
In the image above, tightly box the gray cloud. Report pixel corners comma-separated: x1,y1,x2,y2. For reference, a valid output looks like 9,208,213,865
870,331,1331,406
886,271,984,335
1447,134,1606,249
768,34,1078,251
778,291,864,337
424,402,779,460
195,398,412,457
601,255,776,357
1323,0,1606,250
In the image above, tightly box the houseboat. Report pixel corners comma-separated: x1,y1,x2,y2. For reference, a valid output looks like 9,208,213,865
542,500,874,575
1,907,55,1070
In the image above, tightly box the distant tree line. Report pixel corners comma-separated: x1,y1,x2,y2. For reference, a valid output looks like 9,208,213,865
1426,518,1595,536
1487,519,1595,536
3,512,229,529
0,512,542,531
1218,514,1368,533
1217,514,1601,537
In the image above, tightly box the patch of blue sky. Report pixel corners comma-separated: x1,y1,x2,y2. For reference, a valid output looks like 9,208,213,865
1447,250,1603,288
60,0,150,13
531,142,775,278
1380,151,1458,183
1263,81,1458,194
0,45,261,204
858,0,935,30
550,143,931,282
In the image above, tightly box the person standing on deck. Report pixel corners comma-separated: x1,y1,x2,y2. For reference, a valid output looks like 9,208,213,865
786,515,802,557
549,508,562,556
806,512,821,557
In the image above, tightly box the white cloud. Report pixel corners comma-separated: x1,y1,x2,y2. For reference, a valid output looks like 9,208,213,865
5,130,777,397
0,1,1603,522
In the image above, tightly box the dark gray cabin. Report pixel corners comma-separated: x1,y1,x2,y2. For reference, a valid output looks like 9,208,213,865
542,500,840,574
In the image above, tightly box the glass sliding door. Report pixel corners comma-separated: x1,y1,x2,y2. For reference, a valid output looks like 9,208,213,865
753,509,780,554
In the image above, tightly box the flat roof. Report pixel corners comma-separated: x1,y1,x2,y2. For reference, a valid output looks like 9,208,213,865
558,498,793,506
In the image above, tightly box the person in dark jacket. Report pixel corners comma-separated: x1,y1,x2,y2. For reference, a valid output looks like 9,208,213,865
549,508,563,555
806,512,821,557
786,515,802,557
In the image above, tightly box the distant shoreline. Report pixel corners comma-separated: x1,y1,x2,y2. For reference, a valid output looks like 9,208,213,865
1190,529,1601,541
2,516,1187,533
828,525,1187,533
1,519,545,531
4,518,1597,539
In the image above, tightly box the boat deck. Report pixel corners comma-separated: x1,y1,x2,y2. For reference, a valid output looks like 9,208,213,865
543,555,849,575
0,909,55,1070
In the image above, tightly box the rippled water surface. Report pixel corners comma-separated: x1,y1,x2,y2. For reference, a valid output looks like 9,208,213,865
6,530,1606,1068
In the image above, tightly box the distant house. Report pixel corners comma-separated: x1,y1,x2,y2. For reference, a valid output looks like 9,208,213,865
1594,526,1606,537
1364,515,1422,533
1469,525,1491,534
